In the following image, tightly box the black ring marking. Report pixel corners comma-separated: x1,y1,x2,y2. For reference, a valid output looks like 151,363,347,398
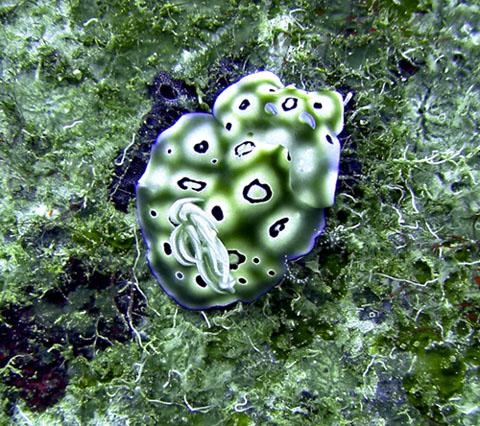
234,141,256,157
195,275,207,288
194,140,209,154
150,209,158,217
177,177,207,192
268,270,276,276
211,206,224,221
282,97,298,111
243,179,273,203
163,242,172,255
269,217,290,238
228,249,246,271
326,134,334,144
239,99,250,110
314,102,323,109
167,148,172,154
252,257,260,264
238,277,247,284
176,272,184,279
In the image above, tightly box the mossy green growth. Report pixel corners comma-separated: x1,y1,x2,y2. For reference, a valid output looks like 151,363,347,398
137,72,345,309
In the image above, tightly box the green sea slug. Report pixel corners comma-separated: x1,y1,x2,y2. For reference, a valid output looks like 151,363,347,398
136,71,345,309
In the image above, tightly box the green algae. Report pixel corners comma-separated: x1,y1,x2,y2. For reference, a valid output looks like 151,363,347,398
0,0,479,424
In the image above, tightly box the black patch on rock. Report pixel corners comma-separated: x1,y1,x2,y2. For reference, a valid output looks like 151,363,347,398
364,373,407,419
147,71,197,101
0,305,68,412
1,257,147,413
397,58,421,77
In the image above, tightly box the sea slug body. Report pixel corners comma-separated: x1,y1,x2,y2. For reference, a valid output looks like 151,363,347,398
136,71,345,309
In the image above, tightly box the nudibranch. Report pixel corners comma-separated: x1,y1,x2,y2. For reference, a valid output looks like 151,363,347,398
136,71,344,309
